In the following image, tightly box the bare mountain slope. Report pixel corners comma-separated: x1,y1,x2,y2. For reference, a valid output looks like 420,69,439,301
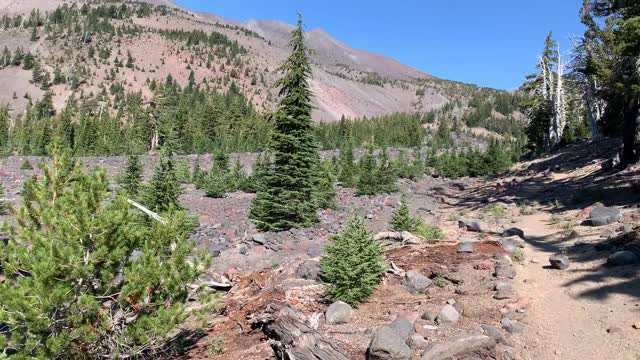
0,0,488,121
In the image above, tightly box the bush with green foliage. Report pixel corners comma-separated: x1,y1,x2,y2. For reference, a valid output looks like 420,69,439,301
355,148,399,195
321,216,386,305
119,154,143,197
0,144,207,358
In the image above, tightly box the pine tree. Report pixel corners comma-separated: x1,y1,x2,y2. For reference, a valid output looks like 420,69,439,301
249,13,332,231
30,25,37,41
202,170,228,198
143,151,183,213
120,154,143,197
0,144,207,358
192,156,205,188
337,142,357,187
321,216,386,305
391,194,415,232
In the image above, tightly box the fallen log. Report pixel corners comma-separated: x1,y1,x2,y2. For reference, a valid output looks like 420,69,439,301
249,302,349,360
374,231,422,245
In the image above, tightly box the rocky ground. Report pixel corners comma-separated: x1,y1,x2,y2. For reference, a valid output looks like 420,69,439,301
2,139,640,360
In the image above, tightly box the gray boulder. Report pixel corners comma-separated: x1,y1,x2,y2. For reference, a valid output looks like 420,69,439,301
501,318,524,334
325,301,354,325
502,227,525,239
421,334,494,360
590,207,622,227
389,317,415,341
458,219,489,233
494,282,514,300
252,233,266,245
607,251,638,267
437,304,460,325
501,236,525,252
481,324,505,344
367,326,412,360
307,242,324,258
457,241,474,253
405,270,432,294
549,254,570,270
494,263,516,279
407,334,429,350
296,260,322,281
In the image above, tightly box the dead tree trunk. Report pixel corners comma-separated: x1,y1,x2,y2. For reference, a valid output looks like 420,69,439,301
621,95,640,167
249,303,349,360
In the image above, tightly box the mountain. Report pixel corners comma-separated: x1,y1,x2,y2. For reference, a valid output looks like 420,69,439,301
0,0,489,121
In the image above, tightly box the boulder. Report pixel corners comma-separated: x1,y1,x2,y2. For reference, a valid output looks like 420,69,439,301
389,317,415,341
590,207,622,227
502,227,525,239
458,241,474,253
404,270,432,294
437,304,460,325
494,264,516,279
494,282,514,300
421,334,494,360
481,324,505,344
407,334,429,350
501,236,525,252
325,301,354,325
458,219,489,233
296,260,322,281
607,251,638,267
307,242,324,258
252,233,266,245
501,318,524,334
367,326,412,360
549,254,570,270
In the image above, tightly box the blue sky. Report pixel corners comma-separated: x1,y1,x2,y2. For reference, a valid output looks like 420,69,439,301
174,0,586,90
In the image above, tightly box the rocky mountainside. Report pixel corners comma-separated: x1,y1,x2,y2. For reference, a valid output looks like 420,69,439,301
0,0,496,121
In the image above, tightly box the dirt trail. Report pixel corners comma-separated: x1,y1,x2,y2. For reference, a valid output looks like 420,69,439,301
512,213,640,360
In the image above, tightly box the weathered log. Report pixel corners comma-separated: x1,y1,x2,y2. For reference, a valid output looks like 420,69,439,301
250,303,349,360
374,231,422,245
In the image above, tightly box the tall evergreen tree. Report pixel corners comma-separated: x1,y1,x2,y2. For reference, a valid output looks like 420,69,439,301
143,151,182,213
120,154,143,197
249,13,334,231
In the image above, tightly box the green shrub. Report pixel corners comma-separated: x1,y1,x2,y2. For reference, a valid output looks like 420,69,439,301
0,144,208,358
0,182,6,215
175,160,192,184
432,275,448,288
414,219,444,242
143,152,183,213
321,216,386,305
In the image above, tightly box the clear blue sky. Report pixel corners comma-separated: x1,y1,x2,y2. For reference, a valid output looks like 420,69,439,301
174,0,585,90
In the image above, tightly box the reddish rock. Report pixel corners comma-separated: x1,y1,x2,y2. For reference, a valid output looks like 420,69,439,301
501,296,530,313
475,260,496,271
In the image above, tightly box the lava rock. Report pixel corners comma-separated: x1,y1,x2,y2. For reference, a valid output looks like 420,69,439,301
590,207,623,227
306,242,324,258
368,326,412,360
421,335,494,360
494,264,516,279
389,317,415,341
404,270,433,294
494,282,514,300
407,334,429,350
501,236,525,252
296,260,322,281
458,219,489,233
481,324,505,344
437,304,460,325
457,241,474,253
251,233,266,245
325,301,354,325
501,318,524,334
549,254,570,270
421,309,438,322
502,227,525,239
607,251,638,267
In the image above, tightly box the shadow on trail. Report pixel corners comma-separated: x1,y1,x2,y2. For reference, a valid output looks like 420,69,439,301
436,138,640,301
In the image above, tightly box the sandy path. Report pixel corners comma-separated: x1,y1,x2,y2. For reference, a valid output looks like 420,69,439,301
512,214,640,360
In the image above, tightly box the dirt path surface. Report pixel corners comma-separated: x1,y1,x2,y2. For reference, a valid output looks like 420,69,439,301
512,213,640,360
